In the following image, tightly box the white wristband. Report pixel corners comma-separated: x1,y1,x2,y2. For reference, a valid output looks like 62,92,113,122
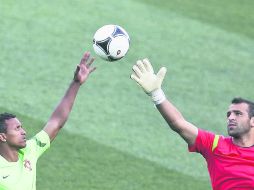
149,89,166,105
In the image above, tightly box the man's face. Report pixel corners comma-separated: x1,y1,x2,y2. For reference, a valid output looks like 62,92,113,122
5,118,27,149
227,103,251,138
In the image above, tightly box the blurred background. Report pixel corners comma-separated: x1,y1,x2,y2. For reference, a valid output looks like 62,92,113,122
0,0,253,189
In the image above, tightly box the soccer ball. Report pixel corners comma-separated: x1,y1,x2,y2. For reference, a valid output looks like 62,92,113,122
93,24,130,61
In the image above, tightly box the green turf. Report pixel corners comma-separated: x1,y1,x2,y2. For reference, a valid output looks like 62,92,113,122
137,0,254,39
0,0,254,189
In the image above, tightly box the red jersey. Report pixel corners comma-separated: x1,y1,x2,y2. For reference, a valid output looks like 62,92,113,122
189,129,254,190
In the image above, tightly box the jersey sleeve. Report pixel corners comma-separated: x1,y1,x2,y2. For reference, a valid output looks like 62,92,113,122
188,128,215,158
30,130,50,159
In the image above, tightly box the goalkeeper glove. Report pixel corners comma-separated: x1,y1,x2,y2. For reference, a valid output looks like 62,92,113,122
130,59,167,105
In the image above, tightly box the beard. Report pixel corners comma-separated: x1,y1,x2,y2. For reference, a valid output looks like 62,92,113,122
227,124,250,138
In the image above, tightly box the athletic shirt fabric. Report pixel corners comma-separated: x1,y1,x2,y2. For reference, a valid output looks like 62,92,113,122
189,129,254,190
0,130,50,190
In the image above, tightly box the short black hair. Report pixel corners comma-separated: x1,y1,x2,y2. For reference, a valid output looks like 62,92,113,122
0,113,16,133
231,97,254,118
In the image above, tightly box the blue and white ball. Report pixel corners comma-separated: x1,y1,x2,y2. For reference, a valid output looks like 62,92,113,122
93,24,130,61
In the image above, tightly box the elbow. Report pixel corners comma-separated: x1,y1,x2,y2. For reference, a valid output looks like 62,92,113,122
168,119,186,133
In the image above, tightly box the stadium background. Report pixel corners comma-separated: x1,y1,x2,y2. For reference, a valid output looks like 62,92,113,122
0,0,253,189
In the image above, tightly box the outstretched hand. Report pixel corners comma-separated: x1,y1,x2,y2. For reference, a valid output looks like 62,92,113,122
74,51,96,85
131,59,167,94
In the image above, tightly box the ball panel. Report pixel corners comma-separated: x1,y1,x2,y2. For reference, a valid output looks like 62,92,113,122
108,55,122,62
93,44,108,60
113,25,130,40
94,37,111,55
108,36,129,58
93,25,115,41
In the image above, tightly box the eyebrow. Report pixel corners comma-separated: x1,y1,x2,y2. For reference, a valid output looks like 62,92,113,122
12,124,22,129
227,110,243,116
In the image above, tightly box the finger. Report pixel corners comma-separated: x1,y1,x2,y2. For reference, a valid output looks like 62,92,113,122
130,72,139,79
74,65,80,79
130,73,142,84
136,60,146,73
80,52,90,65
157,67,167,81
143,58,154,73
75,65,80,74
87,57,95,67
89,66,97,73
132,64,142,78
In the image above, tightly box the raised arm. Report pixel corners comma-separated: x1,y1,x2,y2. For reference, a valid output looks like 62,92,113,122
43,51,96,142
131,59,197,145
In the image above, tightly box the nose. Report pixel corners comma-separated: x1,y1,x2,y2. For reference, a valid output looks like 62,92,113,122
21,128,26,135
228,113,236,122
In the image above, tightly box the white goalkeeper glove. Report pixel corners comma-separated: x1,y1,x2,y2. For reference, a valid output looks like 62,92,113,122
130,59,167,105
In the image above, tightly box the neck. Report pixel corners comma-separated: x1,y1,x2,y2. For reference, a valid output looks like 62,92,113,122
0,145,19,162
232,135,254,147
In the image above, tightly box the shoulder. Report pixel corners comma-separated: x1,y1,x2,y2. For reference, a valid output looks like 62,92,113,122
211,134,229,151
31,130,50,147
189,129,218,153
23,130,50,148
197,128,216,141
19,130,50,157
211,134,234,153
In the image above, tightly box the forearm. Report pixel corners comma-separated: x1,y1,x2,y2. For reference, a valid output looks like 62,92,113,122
49,80,81,127
156,99,185,132
156,99,198,145
43,80,81,141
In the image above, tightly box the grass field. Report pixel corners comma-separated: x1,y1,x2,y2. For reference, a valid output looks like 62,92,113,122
0,0,254,189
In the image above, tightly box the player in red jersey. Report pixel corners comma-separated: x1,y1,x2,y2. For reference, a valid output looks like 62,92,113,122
131,59,254,190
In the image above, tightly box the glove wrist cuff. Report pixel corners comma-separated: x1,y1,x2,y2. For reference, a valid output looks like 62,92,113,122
149,88,166,105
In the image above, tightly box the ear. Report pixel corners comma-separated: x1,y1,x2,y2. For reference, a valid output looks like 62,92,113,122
251,117,254,127
0,133,7,142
